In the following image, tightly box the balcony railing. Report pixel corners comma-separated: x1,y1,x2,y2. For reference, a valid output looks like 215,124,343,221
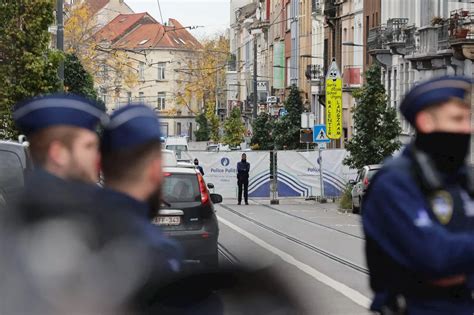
385,18,409,44
343,66,362,88
312,0,322,15
368,26,387,51
438,24,450,50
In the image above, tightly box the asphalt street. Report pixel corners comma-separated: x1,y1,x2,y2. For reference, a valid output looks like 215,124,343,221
216,199,372,315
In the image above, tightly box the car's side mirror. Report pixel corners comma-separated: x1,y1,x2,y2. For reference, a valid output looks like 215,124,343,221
207,183,215,189
210,193,223,204
348,180,356,186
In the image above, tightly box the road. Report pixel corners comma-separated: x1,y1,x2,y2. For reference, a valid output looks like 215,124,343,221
215,199,372,315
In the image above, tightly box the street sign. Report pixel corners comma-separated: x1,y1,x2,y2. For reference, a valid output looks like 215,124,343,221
325,59,343,140
300,129,313,143
313,125,330,143
301,112,315,129
267,96,278,104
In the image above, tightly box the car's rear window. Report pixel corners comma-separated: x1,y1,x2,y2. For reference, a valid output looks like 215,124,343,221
0,150,24,188
162,173,200,203
165,145,188,151
367,169,380,180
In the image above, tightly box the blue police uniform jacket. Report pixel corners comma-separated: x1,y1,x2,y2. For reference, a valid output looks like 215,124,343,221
237,161,250,181
363,146,474,314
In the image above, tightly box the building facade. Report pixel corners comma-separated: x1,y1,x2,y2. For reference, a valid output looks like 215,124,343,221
94,15,203,138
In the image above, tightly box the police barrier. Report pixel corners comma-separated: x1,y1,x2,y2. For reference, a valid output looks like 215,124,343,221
183,150,357,199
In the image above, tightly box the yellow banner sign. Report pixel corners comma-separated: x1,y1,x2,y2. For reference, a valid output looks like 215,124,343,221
325,78,343,139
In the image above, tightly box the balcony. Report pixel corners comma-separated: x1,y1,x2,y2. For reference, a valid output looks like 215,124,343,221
305,64,323,81
367,26,387,51
342,66,362,89
312,0,322,16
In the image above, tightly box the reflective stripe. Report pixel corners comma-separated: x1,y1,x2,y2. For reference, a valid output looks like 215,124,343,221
14,98,108,124
107,107,158,129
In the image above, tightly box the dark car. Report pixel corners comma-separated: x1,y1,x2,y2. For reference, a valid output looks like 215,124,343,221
0,141,32,208
350,164,381,214
153,166,222,269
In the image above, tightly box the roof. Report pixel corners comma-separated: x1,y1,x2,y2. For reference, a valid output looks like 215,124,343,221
163,166,199,174
112,18,202,50
84,0,109,15
94,13,156,43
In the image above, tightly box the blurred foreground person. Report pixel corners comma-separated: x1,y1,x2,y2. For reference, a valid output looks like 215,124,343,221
363,76,474,314
3,94,117,315
100,104,183,312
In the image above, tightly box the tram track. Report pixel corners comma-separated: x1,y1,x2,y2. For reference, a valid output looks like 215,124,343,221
218,204,369,275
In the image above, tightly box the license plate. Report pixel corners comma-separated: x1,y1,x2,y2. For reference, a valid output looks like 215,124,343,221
153,216,181,226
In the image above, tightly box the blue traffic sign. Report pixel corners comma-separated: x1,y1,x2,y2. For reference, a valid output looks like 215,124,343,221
313,125,330,143
279,108,288,117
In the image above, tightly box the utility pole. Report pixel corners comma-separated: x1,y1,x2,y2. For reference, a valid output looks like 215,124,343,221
56,0,64,88
252,34,258,120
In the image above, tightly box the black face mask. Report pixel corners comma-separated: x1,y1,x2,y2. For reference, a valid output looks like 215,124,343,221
241,159,246,163
147,186,162,219
415,132,471,174
194,161,199,165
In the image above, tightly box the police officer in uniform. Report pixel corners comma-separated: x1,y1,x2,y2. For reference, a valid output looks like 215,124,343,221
5,94,110,315
237,153,250,205
100,104,183,312
363,76,474,314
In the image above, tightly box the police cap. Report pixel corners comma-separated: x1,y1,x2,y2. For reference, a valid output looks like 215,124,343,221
13,94,107,135
101,104,161,152
400,75,472,127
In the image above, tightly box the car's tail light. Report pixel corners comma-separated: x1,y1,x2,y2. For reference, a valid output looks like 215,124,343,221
197,173,210,205
363,177,369,187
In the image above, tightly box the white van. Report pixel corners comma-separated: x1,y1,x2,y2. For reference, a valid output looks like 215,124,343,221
165,137,188,159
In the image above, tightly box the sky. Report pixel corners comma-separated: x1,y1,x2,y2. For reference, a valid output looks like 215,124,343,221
127,0,230,40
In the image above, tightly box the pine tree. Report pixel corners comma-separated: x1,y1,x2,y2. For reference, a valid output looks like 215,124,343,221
343,65,402,169
0,0,62,138
64,53,105,111
223,107,245,147
251,112,274,150
194,112,210,141
273,85,303,150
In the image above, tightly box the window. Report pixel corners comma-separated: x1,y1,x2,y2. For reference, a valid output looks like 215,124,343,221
157,92,166,110
139,92,144,103
139,61,145,80
176,122,182,136
286,58,291,87
101,88,107,104
286,6,291,30
127,92,132,103
101,64,108,79
157,62,166,80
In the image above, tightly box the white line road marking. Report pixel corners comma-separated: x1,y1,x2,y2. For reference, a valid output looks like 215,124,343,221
217,215,371,309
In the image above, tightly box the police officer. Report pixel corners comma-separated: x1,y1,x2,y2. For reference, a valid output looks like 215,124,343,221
5,94,110,315
100,104,183,312
363,76,474,314
194,158,205,176
237,153,250,205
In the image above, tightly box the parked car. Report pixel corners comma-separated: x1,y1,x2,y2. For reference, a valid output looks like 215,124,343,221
350,164,381,214
165,136,188,159
206,143,230,152
0,140,32,208
152,165,222,269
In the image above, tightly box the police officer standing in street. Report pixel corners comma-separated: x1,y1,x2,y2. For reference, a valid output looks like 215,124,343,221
237,153,250,205
363,76,474,314
194,158,205,175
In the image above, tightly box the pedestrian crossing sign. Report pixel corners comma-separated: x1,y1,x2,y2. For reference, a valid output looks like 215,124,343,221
313,125,330,143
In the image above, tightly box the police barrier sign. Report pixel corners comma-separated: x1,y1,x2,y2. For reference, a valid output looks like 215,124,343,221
325,60,343,140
